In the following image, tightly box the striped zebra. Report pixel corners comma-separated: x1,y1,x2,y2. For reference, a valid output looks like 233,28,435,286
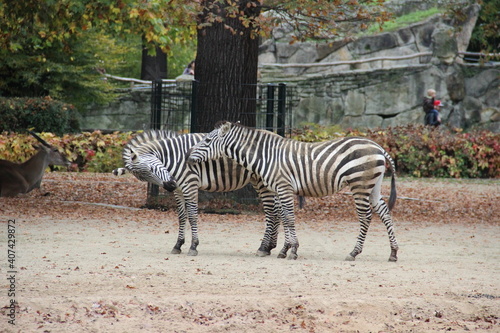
187,121,399,261
113,130,279,256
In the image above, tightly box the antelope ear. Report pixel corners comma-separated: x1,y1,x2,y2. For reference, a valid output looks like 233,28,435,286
219,121,232,137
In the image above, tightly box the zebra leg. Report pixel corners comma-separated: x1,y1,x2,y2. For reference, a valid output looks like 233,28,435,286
251,179,279,256
171,192,187,254
257,214,279,256
370,175,398,262
276,193,299,260
346,195,372,261
182,185,200,256
373,199,399,262
256,192,279,257
186,205,200,256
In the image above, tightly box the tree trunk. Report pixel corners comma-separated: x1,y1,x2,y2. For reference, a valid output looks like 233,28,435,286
193,0,261,133
141,39,168,81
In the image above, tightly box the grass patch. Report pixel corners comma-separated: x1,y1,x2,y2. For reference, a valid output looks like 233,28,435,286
364,7,443,35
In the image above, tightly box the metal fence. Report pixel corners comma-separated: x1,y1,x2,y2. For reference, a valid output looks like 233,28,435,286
150,80,294,135
147,80,295,205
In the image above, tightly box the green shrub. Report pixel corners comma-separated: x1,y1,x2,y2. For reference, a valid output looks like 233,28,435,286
0,97,80,135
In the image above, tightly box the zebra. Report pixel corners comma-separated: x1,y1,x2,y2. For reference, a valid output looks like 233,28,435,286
113,130,280,256
187,121,399,261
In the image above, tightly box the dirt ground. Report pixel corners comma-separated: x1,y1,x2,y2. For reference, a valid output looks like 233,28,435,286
0,172,498,332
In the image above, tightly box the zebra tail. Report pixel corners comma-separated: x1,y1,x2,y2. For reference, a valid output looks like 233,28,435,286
389,172,397,211
384,152,397,211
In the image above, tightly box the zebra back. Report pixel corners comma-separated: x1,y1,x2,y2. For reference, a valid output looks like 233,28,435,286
190,121,397,206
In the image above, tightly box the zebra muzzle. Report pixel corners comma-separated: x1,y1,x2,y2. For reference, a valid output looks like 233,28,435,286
163,180,177,192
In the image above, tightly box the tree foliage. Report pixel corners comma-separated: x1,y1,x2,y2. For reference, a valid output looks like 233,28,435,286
0,0,195,54
469,0,500,55
0,0,196,111
0,0,391,76
444,0,499,56
194,0,392,42
0,30,139,112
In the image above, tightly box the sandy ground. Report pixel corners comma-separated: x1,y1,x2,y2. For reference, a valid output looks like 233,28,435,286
0,173,499,332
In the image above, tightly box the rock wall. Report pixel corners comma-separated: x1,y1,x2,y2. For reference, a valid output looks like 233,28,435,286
83,88,151,131
260,63,499,132
257,4,499,132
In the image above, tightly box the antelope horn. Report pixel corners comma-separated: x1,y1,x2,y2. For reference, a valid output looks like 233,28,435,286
28,130,51,147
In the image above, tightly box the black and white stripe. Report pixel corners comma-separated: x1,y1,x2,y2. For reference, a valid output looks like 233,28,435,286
113,130,279,256
188,121,399,261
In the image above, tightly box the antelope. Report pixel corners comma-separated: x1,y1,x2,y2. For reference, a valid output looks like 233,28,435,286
0,131,70,197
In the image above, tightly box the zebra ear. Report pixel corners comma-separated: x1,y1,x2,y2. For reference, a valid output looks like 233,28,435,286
130,147,139,162
219,121,232,137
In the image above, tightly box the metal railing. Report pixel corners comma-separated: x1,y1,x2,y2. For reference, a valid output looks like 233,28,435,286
458,51,500,63
104,51,499,88
259,52,434,69
149,81,294,135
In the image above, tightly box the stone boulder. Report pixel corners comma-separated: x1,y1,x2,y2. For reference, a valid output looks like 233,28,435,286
432,28,458,65
348,33,399,55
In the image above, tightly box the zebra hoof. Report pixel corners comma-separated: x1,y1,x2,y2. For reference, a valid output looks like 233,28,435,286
256,250,270,257
277,253,287,259
388,256,398,262
287,254,298,260
187,249,198,256
345,255,356,261
171,248,182,254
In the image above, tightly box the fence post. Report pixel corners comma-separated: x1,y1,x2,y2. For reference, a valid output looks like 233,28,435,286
149,79,163,197
190,80,199,133
277,83,286,137
266,83,275,131
151,80,162,130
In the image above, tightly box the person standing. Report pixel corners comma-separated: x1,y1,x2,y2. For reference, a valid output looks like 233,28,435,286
425,100,442,126
183,60,195,75
423,89,436,117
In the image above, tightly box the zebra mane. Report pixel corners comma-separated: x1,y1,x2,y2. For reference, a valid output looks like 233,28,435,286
217,120,249,128
218,120,282,138
128,130,179,147
215,120,230,127
122,130,179,168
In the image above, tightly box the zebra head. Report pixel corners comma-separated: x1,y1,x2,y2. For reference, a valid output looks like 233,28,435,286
187,121,233,165
127,148,177,192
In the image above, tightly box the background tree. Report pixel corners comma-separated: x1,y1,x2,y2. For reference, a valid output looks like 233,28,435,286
141,42,168,81
193,0,392,132
193,0,261,131
467,0,500,56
